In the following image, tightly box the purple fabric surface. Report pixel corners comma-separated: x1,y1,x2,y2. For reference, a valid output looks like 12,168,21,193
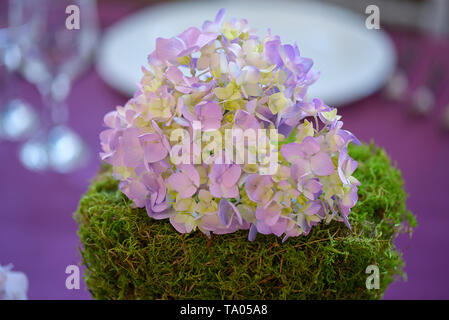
0,2,448,300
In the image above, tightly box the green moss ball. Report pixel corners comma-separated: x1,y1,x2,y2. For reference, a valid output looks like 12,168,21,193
74,143,416,299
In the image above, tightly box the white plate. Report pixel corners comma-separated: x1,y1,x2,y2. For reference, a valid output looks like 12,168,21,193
96,0,396,106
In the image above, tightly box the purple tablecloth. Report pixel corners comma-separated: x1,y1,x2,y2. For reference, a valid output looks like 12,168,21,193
1,2,448,300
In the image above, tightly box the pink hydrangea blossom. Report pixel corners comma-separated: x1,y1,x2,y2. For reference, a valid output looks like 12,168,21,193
99,9,361,241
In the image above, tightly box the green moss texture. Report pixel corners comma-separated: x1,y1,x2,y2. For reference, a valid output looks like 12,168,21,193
74,143,416,299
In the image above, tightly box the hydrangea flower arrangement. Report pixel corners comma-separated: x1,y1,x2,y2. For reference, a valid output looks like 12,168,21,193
99,9,361,242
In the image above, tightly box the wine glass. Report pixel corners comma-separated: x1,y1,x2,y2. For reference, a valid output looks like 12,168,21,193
0,0,40,141
18,0,99,173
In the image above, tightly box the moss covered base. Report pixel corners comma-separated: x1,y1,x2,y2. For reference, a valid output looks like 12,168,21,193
74,143,416,299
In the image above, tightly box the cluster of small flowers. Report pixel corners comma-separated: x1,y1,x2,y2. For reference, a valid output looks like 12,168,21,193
99,9,361,241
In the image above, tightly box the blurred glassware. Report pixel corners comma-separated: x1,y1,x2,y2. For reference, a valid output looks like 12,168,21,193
386,0,449,120
384,70,408,101
18,0,99,173
0,99,38,140
411,86,435,116
97,0,396,107
0,0,40,141
420,0,449,38
410,0,449,117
